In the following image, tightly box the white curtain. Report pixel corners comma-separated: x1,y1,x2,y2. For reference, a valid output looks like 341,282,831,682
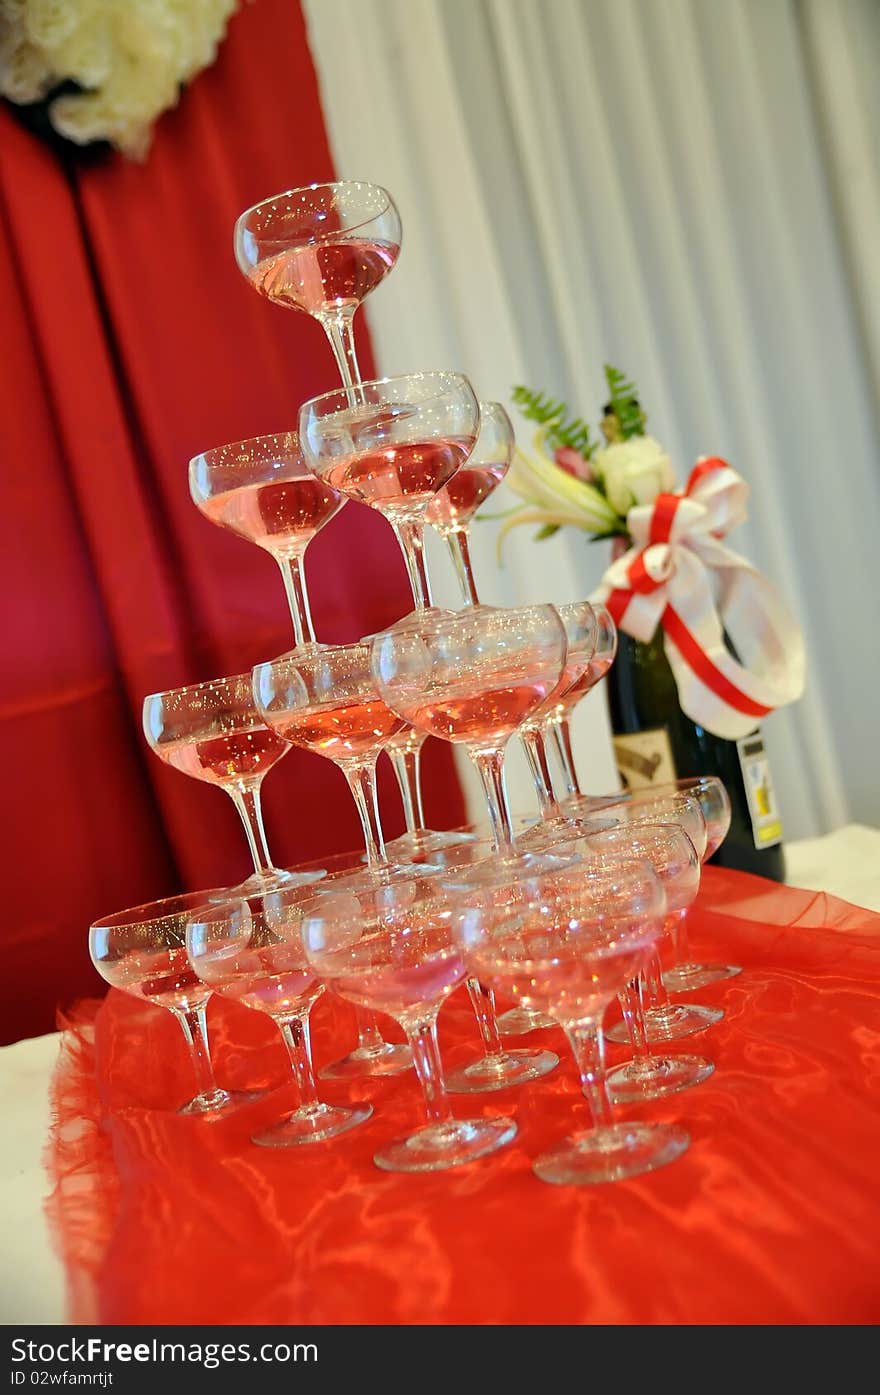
303,0,880,838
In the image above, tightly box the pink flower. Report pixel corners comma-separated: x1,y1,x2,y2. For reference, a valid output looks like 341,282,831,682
554,446,594,482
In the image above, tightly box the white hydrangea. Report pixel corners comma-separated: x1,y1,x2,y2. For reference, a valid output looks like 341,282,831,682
0,0,239,159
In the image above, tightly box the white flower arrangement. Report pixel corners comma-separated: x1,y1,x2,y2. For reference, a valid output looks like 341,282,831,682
0,0,239,160
498,366,674,553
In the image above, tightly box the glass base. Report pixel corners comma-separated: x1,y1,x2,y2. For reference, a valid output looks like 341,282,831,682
533,1121,689,1185
607,1053,715,1104
324,862,434,894
516,810,619,855
252,1101,372,1148
446,1048,558,1094
381,827,476,862
320,1040,413,1080
496,1005,557,1036
663,963,742,992
373,1116,516,1173
178,1087,262,1117
216,867,327,900
606,1003,723,1046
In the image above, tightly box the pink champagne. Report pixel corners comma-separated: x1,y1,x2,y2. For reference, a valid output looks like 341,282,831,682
324,437,474,512
406,677,558,745
200,476,343,555
157,726,288,786
558,651,615,709
319,914,466,1019
104,945,210,1014
332,952,466,1020
425,462,507,532
250,238,400,315
467,926,655,1023
527,651,594,726
199,952,323,1020
271,698,403,761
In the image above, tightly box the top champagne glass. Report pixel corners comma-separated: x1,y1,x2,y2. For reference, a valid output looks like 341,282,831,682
189,432,345,649
234,182,401,389
299,372,479,610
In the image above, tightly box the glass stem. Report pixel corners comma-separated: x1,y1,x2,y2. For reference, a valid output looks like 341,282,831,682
641,944,675,1022
671,908,692,967
176,1004,221,1102
469,746,514,855
618,978,653,1066
405,1015,453,1126
277,1013,319,1108
342,758,387,870
466,977,505,1062
563,1018,615,1130
389,519,433,610
444,528,480,607
227,781,274,875
277,552,315,648
354,1006,389,1053
521,728,561,819
317,308,362,391
551,716,582,799
387,741,426,834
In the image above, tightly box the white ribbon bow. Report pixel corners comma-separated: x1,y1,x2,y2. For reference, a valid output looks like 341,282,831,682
592,458,806,740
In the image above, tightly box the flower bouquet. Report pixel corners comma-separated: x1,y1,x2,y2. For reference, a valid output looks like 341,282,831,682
500,365,806,879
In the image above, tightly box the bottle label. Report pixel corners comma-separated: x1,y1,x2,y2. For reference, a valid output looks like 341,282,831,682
736,733,783,849
613,727,677,790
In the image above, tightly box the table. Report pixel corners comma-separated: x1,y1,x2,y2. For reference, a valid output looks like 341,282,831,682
2,822,878,1325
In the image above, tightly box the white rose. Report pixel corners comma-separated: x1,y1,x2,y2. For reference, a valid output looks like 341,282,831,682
593,435,676,517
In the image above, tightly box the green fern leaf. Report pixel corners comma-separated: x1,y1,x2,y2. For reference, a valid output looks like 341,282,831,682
603,364,644,440
512,385,595,458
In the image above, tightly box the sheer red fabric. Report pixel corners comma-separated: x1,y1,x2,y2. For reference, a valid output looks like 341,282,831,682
0,0,465,1045
46,869,880,1325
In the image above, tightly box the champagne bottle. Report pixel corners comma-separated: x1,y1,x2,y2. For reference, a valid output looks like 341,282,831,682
607,626,786,881
597,378,785,880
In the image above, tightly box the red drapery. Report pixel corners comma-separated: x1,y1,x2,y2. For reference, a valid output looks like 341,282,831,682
0,0,465,1046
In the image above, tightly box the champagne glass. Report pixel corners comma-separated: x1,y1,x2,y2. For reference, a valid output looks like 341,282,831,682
647,777,741,990
372,604,567,1092
372,604,568,856
523,788,724,1042
186,889,371,1146
550,827,715,1102
300,876,516,1172
519,602,599,824
493,598,599,1036
189,432,345,649
299,372,479,610
252,640,413,1078
143,675,325,895
550,603,618,798
425,400,514,607
522,782,708,863
452,851,689,1184
89,892,261,1115
373,612,476,863
576,797,725,1046
234,181,401,389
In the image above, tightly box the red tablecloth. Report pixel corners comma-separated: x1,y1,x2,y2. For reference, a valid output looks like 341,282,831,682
46,867,880,1325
